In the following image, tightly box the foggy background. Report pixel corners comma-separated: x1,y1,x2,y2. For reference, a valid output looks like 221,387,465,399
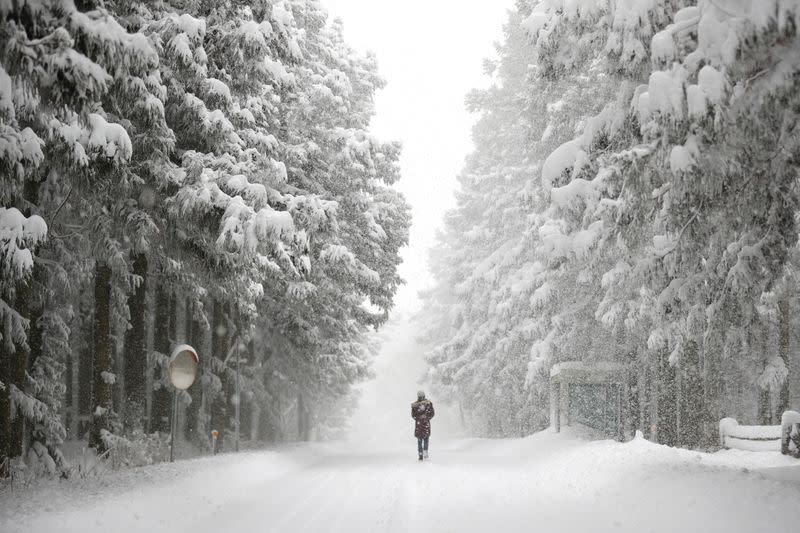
323,1,513,444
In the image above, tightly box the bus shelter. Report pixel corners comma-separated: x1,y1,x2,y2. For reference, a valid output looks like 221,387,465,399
550,361,626,440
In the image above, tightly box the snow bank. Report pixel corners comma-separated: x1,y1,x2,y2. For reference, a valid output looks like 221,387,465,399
0,450,304,532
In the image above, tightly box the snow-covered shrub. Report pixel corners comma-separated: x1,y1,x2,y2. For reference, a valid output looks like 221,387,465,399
100,430,171,469
25,441,57,477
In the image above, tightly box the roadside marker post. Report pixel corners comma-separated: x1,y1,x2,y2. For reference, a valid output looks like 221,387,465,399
211,429,220,454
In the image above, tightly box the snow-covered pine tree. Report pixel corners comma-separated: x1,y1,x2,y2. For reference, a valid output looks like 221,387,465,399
525,0,690,442
420,4,547,436
1,0,408,463
133,1,410,444
248,3,410,438
539,0,800,443
422,0,800,445
1,0,169,464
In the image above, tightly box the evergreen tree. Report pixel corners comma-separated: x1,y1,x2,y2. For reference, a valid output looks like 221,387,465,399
422,0,800,443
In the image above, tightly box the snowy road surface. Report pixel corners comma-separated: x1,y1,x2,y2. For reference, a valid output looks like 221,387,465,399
2,431,799,533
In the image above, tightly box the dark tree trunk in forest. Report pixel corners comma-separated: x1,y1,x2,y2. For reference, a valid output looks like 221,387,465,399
90,263,113,451
25,270,44,452
7,279,34,459
210,300,228,451
701,346,722,445
123,253,147,430
77,292,94,438
757,329,772,425
27,290,43,373
777,289,792,420
657,350,678,446
758,389,771,426
239,339,255,439
0,338,16,473
257,400,273,442
626,349,640,435
184,299,205,446
150,283,172,433
679,342,702,447
297,393,311,441
65,344,74,436
9,168,45,458
641,360,655,440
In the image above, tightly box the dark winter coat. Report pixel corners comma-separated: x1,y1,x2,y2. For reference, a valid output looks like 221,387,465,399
411,399,435,439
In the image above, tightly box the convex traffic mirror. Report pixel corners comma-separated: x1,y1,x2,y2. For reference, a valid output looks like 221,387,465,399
169,344,199,390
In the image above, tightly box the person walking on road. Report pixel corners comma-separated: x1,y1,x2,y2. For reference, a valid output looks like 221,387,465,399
412,390,435,461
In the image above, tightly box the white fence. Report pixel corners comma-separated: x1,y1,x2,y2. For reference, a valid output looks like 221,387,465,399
719,411,800,456
719,418,781,451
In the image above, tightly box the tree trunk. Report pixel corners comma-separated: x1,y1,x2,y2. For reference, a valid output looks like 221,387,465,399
149,283,172,433
209,300,228,451
123,253,147,430
24,273,44,454
656,349,678,446
7,279,34,459
297,392,311,441
297,393,305,441
757,389,771,425
77,291,94,439
777,288,792,420
757,328,772,425
239,338,254,441
90,263,113,451
65,340,74,438
626,348,640,435
641,356,655,440
700,340,723,445
184,298,205,445
0,330,15,474
679,341,703,447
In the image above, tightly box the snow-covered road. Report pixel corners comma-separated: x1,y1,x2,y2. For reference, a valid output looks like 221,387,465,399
2,431,799,533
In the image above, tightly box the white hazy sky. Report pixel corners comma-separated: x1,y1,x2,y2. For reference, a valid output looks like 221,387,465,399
322,0,513,314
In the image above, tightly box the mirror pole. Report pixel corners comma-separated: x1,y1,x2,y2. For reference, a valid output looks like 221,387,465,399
170,388,178,462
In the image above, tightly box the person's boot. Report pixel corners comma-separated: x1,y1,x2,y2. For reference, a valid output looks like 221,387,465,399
418,454,423,461
423,450,429,460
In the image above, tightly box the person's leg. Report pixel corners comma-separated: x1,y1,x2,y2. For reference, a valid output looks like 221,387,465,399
423,437,429,458
417,437,423,458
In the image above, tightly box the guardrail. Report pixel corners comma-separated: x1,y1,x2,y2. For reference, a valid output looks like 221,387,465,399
719,411,800,457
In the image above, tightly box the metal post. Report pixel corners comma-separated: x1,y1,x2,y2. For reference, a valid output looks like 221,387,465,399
235,338,240,452
170,388,177,462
